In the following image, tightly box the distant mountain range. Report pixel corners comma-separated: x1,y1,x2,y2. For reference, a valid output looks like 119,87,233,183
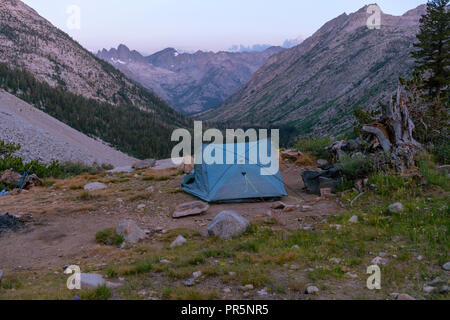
228,37,304,52
199,4,427,137
0,0,188,158
97,45,284,113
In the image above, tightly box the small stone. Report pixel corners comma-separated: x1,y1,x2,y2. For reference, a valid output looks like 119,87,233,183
192,271,202,279
301,205,312,212
160,259,171,264
442,262,450,271
346,272,358,279
184,278,195,287
228,272,236,276
137,204,146,210
427,277,445,287
291,245,300,249
329,258,341,264
305,286,319,294
349,215,359,223
145,186,155,193
423,286,435,293
388,202,404,213
170,235,187,248
243,284,254,291
417,255,423,261
303,225,313,230
317,159,329,169
371,256,388,265
264,210,272,217
257,288,268,296
172,201,209,219
208,211,250,240
330,224,341,230
271,201,286,209
397,293,415,300
84,182,107,191
440,285,449,293
132,159,156,170
223,288,231,294
320,188,332,197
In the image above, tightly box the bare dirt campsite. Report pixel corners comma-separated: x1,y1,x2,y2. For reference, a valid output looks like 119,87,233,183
0,156,448,300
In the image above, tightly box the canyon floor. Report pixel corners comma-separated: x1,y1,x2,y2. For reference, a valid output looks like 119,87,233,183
0,161,448,300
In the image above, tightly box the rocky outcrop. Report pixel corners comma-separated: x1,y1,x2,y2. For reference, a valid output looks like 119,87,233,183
97,45,284,113
199,4,426,136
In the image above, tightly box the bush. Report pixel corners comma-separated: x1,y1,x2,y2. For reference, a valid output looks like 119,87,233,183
336,153,374,180
95,228,124,246
417,153,449,190
296,137,331,160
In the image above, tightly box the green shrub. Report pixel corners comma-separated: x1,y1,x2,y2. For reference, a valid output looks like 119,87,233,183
95,228,124,246
417,153,449,190
80,285,113,300
336,154,374,180
296,137,331,160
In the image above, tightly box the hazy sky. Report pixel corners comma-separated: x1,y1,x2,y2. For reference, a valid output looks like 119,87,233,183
22,0,426,54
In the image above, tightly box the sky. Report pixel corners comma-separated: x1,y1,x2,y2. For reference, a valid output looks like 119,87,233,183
22,0,427,55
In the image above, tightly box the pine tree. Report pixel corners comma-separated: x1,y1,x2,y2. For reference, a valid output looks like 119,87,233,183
412,0,450,104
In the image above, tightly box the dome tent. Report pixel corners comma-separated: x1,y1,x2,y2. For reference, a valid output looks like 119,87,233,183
181,139,287,203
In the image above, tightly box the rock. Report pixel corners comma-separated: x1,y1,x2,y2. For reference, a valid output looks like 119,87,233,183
442,262,450,271
346,272,358,279
371,256,388,265
330,224,341,230
132,159,156,170
343,139,359,152
271,201,287,209
184,278,195,287
427,277,446,287
170,235,187,248
0,269,3,280
192,271,202,279
145,186,154,193
329,258,341,264
397,294,415,300
137,204,146,210
302,168,342,195
349,215,359,223
281,150,300,162
437,165,450,175
440,285,449,293
305,286,319,294
24,174,42,188
257,288,268,296
84,182,107,191
301,205,312,212
423,286,435,293
223,288,231,294
292,245,300,249
80,273,105,289
243,284,254,291
116,220,147,243
208,210,250,240
317,159,329,169
417,255,423,261
354,180,364,193
388,202,404,213
282,204,298,212
320,187,332,197
0,169,21,185
172,201,210,219
160,259,171,264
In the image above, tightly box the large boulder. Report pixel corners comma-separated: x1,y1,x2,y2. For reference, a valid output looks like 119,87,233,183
0,169,21,186
132,159,156,170
172,201,209,219
208,211,250,240
24,174,42,188
116,220,147,243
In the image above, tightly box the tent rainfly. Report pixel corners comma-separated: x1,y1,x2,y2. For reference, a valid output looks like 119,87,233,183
181,139,287,203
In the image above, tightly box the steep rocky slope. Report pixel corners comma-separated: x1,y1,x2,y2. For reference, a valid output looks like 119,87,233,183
199,4,427,136
97,45,284,113
0,90,136,166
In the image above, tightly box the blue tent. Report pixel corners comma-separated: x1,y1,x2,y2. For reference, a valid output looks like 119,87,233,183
181,139,287,203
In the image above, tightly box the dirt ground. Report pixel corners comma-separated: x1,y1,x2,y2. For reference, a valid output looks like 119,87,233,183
0,162,339,270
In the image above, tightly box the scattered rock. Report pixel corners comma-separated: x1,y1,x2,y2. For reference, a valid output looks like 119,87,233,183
223,288,231,294
132,159,156,170
0,169,21,185
317,159,329,169
388,202,404,213
291,245,300,249
137,204,146,210
346,272,358,279
417,255,423,261
301,205,312,212
170,235,187,248
371,256,388,265
184,278,195,287
305,286,319,294
427,277,446,287
329,258,341,264
145,186,154,193
349,215,359,223
442,262,450,271
423,286,435,293
271,201,287,209
84,182,107,191
192,271,202,279
116,220,147,244
396,293,415,300
172,201,210,219
243,284,254,291
80,273,106,289
257,288,268,296
208,210,250,240
160,259,171,264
